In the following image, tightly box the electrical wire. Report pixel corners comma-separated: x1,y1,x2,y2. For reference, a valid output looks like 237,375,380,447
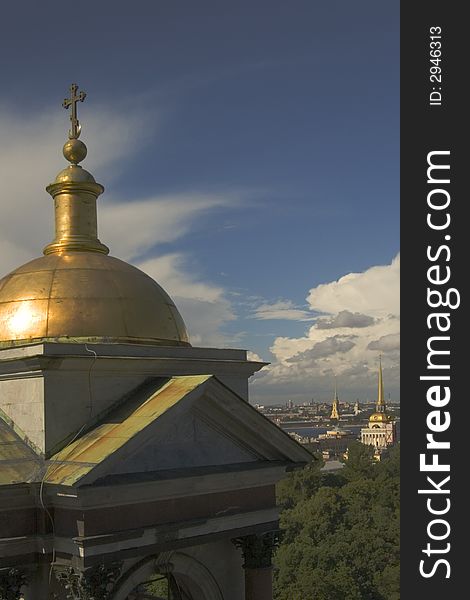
38,343,98,586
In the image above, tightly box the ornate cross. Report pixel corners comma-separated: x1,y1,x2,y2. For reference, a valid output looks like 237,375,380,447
62,83,87,139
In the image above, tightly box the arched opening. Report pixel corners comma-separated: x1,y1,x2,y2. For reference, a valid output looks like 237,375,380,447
112,552,223,600
127,571,193,599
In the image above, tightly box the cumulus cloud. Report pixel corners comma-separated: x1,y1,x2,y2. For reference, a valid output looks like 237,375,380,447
251,255,400,404
247,351,265,363
316,310,375,329
251,300,314,321
367,333,400,352
307,255,399,317
288,335,356,363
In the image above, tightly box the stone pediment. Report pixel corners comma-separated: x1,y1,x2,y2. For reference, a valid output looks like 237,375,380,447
44,375,311,487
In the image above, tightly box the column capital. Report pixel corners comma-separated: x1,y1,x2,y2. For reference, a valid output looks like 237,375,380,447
233,531,280,569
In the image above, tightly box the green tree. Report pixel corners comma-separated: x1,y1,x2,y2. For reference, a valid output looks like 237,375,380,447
277,453,323,509
274,445,400,600
341,441,375,480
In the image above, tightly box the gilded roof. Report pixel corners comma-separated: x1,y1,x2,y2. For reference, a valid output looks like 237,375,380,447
0,252,190,348
369,412,392,424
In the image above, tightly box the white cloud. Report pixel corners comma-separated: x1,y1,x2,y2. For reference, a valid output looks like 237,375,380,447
287,335,357,362
307,255,400,317
251,255,400,404
316,310,375,329
250,300,314,321
247,351,264,363
135,253,237,347
368,332,400,352
100,194,229,262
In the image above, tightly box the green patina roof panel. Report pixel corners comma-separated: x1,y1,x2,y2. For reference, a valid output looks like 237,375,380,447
45,374,211,486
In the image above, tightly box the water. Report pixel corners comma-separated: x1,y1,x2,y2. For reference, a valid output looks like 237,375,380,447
281,425,364,439
282,422,400,441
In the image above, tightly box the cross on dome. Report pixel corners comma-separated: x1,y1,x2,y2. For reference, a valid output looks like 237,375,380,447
62,83,87,139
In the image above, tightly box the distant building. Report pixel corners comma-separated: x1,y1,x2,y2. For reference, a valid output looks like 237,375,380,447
361,358,397,450
316,381,357,457
317,426,357,457
354,400,360,415
330,380,340,420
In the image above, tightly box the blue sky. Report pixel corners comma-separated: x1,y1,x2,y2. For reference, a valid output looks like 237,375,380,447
0,1,399,404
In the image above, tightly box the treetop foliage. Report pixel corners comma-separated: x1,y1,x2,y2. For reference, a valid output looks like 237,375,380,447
274,442,400,600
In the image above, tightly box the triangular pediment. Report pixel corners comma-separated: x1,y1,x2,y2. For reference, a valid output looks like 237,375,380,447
104,409,259,475
45,375,311,486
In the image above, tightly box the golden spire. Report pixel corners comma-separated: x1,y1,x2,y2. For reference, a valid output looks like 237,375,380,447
368,356,391,424
330,377,340,420
376,355,386,412
43,83,109,256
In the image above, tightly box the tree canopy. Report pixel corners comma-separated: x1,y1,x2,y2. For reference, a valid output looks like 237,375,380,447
274,442,400,600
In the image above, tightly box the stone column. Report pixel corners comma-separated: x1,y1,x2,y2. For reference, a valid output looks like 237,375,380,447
233,532,279,600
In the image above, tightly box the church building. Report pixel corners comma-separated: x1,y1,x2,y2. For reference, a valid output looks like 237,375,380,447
0,85,311,600
318,382,355,458
329,381,340,421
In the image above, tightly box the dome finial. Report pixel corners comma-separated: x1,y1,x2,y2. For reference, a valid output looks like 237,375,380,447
43,84,109,255
62,83,88,166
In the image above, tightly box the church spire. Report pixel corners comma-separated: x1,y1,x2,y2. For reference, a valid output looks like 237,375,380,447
376,355,386,413
330,377,340,420
43,83,109,256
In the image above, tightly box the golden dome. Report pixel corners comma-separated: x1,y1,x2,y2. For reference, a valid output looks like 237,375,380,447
0,252,190,347
369,412,391,424
0,84,190,349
